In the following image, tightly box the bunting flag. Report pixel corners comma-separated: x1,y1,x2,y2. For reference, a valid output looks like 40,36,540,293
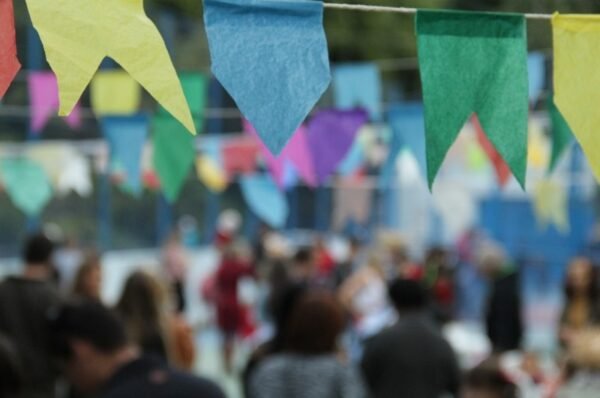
547,97,573,173
532,179,569,233
24,0,195,133
333,63,382,121
28,72,82,134
333,178,372,230
159,73,208,132
27,143,78,186
240,174,289,229
307,109,368,184
196,155,227,193
101,115,148,195
472,115,512,187
0,158,52,216
245,120,316,188
222,139,260,180
528,119,549,170
383,103,427,185
527,52,546,104
152,116,195,202
417,10,528,189
0,0,20,98
91,71,141,115
553,14,600,181
204,0,331,154
56,151,93,197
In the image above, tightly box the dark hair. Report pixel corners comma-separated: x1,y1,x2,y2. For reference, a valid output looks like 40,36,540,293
268,283,307,352
47,300,128,359
0,333,24,396
22,233,55,266
285,291,345,355
294,247,313,264
388,278,429,312
465,358,517,398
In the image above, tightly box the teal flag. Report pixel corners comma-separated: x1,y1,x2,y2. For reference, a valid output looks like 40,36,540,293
159,73,208,132
1,158,52,216
547,96,573,173
416,10,528,189
153,116,196,203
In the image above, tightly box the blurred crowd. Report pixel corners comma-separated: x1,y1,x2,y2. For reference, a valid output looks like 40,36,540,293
2,216,600,398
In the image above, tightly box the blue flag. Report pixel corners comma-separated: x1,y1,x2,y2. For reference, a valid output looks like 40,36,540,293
240,174,289,229
204,0,331,154
333,63,382,121
101,115,148,195
528,52,546,104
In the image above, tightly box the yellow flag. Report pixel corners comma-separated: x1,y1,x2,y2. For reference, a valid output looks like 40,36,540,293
553,14,600,181
196,156,227,193
527,119,549,169
25,0,195,134
91,71,141,115
533,179,569,233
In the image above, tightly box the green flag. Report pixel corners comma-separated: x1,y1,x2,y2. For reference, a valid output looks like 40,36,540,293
1,158,52,216
153,116,196,203
416,10,529,189
159,73,208,132
547,96,573,173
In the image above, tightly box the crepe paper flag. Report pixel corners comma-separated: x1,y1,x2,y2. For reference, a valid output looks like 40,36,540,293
240,174,289,229
28,72,82,134
472,115,512,187
159,73,208,132
532,179,569,233
196,155,228,193
152,116,196,202
101,115,148,195
245,120,316,188
528,52,546,104
0,158,52,216
27,143,79,186
25,0,195,134
333,63,382,121
57,152,93,197
0,0,20,98
466,139,488,172
204,0,330,154
547,97,573,173
333,178,372,230
222,139,260,180
552,14,600,182
307,109,368,184
91,71,141,116
417,10,528,189
528,119,549,170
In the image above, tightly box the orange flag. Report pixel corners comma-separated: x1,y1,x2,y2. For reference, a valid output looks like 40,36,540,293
472,115,512,187
0,0,21,97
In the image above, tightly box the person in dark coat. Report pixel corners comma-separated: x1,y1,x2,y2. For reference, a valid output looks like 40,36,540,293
479,244,523,352
361,278,460,398
47,300,225,398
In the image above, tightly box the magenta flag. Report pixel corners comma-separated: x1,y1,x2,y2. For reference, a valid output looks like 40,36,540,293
307,109,368,184
28,72,81,134
245,120,316,188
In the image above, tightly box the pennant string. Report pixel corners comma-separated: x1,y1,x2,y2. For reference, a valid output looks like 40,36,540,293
322,2,553,20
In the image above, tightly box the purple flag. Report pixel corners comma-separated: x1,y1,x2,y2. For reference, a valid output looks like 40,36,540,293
307,109,368,184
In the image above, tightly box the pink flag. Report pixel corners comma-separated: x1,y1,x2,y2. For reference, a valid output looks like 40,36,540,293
28,72,81,134
245,120,316,188
222,138,260,180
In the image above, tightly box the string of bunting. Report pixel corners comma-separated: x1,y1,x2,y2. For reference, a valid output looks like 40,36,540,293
0,0,591,208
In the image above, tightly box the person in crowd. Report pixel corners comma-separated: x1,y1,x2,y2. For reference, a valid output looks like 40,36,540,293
0,332,24,398
339,251,394,340
0,233,61,398
464,357,518,398
315,237,336,278
559,257,600,346
249,291,366,398
479,243,523,353
53,235,84,295
115,271,195,370
361,278,460,398
47,300,225,398
423,246,456,324
161,231,188,313
290,247,317,284
215,239,255,373
332,236,362,288
243,282,307,398
72,252,102,301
